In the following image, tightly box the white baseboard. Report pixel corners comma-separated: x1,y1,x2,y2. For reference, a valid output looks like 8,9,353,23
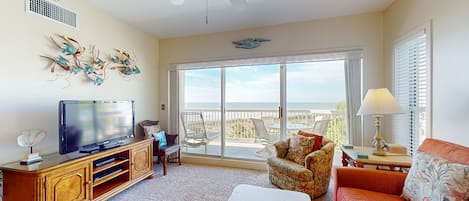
181,154,268,172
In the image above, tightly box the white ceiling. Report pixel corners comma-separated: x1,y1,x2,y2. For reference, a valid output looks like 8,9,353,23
85,0,394,38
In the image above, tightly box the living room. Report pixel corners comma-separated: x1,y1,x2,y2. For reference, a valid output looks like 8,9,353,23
0,0,468,201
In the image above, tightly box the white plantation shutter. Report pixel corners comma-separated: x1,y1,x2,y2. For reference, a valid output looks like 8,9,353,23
392,27,431,155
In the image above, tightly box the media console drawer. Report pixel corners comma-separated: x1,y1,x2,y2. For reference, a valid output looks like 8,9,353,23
0,137,154,201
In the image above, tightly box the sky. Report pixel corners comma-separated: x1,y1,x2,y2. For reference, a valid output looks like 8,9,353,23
183,60,346,103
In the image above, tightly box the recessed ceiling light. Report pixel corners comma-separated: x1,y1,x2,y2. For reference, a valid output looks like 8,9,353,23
170,0,184,6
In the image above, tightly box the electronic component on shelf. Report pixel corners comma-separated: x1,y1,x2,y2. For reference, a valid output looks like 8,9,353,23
94,166,122,182
94,157,116,167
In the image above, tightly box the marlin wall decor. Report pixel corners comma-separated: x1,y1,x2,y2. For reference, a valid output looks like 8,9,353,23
232,38,271,49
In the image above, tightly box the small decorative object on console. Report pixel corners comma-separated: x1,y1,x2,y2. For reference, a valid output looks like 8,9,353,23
17,129,47,165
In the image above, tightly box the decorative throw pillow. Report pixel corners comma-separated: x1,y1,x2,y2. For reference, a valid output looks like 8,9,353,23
285,134,317,166
401,150,469,201
152,131,167,148
143,125,161,136
297,130,323,151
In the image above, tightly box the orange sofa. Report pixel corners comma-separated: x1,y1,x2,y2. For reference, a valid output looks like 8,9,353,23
333,139,469,201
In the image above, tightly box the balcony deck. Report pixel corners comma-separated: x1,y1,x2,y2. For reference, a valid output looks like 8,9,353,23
183,138,265,160
181,109,347,160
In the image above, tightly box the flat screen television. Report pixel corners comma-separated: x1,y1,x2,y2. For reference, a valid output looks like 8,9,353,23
59,100,135,154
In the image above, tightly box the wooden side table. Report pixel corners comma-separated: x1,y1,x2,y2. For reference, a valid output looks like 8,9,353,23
340,146,412,172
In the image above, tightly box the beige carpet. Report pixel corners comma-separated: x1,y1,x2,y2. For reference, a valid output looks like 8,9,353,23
110,163,333,201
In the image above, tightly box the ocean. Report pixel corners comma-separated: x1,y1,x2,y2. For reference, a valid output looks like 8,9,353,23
185,102,339,110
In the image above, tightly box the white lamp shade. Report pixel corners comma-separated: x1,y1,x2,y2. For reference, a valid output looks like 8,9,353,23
357,88,405,116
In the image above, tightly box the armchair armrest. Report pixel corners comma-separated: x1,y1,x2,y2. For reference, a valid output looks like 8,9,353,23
305,142,335,170
304,142,335,196
165,133,179,146
333,167,407,199
273,139,289,158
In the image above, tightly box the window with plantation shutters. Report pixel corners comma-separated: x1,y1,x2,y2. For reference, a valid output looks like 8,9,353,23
392,26,431,155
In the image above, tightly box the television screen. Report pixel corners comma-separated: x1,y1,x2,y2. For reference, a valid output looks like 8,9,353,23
59,100,135,154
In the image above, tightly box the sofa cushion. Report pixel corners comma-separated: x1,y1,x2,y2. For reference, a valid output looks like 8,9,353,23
267,157,313,182
285,134,317,165
297,130,323,151
337,187,403,201
401,150,469,201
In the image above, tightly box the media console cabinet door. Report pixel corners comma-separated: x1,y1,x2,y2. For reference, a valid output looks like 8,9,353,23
131,143,152,179
45,163,91,201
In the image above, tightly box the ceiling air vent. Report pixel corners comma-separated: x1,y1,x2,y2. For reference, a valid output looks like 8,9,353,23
25,0,78,29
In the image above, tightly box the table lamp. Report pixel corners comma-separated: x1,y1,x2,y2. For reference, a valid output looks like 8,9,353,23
357,88,405,156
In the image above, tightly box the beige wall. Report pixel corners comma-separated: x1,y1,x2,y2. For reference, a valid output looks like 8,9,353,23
0,0,159,163
159,12,386,145
384,0,469,146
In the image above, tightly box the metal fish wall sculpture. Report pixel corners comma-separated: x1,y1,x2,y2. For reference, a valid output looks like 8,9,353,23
232,38,271,49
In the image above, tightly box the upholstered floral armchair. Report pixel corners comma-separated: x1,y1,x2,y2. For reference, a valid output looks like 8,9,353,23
267,138,335,199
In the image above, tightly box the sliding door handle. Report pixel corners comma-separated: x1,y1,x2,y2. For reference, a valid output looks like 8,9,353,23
278,106,283,119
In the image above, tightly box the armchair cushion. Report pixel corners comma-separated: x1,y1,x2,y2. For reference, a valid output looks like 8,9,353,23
401,150,469,201
285,134,317,166
267,157,313,182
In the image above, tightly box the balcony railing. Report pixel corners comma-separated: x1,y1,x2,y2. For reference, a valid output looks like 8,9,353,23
182,109,348,148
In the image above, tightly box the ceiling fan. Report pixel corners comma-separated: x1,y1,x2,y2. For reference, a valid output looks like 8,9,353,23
170,0,248,24
170,0,248,11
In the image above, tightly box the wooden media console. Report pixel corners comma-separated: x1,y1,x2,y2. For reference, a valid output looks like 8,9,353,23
0,137,154,201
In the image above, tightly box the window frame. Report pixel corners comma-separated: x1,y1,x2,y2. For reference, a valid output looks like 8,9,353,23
391,22,433,154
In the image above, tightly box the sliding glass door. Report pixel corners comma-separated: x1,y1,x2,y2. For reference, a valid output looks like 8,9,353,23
286,61,348,146
225,65,281,160
177,54,354,160
180,68,222,156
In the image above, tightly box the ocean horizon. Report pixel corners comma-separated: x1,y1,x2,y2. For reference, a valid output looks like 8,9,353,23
185,102,340,110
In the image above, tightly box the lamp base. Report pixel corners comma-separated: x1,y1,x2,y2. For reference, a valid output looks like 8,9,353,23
372,148,387,156
370,114,388,156
372,137,387,156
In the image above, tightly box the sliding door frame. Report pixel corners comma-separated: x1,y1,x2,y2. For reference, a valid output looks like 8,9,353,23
220,68,226,158
172,49,363,160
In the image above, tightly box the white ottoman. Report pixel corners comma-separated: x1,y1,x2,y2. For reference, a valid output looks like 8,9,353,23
228,184,310,201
